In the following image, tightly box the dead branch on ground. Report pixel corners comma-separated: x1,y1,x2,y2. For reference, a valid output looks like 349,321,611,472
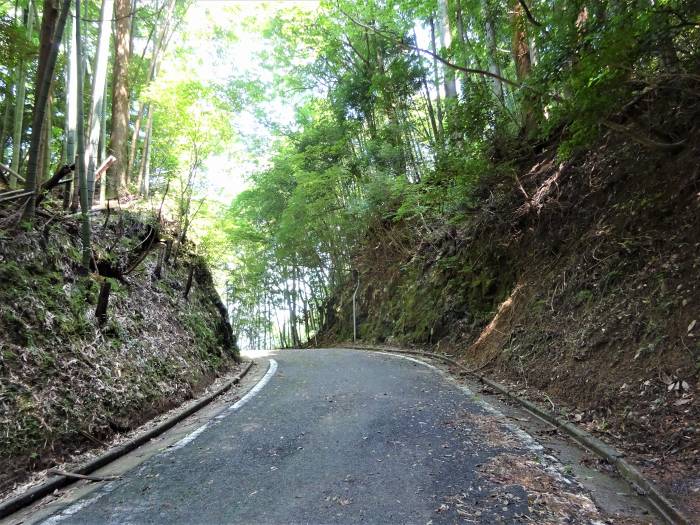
47,468,120,482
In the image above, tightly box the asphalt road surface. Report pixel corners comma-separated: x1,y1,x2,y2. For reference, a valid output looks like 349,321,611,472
36,349,644,524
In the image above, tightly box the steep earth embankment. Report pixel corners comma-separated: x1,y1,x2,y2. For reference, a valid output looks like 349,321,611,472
320,79,699,517
0,209,239,495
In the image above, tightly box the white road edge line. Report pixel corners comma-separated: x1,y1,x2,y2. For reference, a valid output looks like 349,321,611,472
38,482,118,525
216,358,278,417
171,358,278,449
39,359,279,524
371,350,544,452
374,351,440,371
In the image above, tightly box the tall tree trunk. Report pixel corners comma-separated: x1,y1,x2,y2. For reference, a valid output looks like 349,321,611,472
284,268,300,348
128,0,137,56
10,0,34,187
483,0,504,101
0,83,11,164
127,0,175,182
0,0,17,164
657,21,680,73
140,108,153,196
512,0,536,134
63,6,77,208
387,102,407,176
35,0,58,110
127,101,145,181
23,0,70,218
292,266,301,347
108,0,132,196
512,1,532,81
437,0,457,100
98,79,108,204
71,6,89,212
455,0,466,45
428,16,444,143
402,105,424,182
135,103,150,191
301,284,309,341
529,36,538,67
75,0,92,268
33,0,59,192
85,0,113,207
41,94,52,181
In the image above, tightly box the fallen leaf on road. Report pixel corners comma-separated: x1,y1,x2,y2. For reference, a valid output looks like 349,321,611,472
328,495,351,506
479,453,601,523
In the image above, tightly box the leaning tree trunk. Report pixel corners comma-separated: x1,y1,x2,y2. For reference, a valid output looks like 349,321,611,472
23,0,70,219
35,0,59,188
41,95,52,182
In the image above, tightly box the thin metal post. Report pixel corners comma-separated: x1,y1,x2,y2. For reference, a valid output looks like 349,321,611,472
352,270,360,342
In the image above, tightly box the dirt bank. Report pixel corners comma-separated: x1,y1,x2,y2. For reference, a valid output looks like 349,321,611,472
0,209,239,496
319,78,699,518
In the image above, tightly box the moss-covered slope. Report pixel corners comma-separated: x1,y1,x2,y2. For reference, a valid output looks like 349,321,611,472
0,210,238,494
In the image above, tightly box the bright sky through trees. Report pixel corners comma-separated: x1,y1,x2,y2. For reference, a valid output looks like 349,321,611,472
159,0,320,205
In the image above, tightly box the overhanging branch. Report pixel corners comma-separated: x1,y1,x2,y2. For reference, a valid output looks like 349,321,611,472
338,8,520,89
518,0,544,28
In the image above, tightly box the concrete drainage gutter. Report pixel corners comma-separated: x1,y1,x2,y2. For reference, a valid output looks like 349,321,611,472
0,361,255,520
346,344,691,525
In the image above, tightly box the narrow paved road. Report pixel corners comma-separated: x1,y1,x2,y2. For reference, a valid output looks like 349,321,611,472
39,349,629,524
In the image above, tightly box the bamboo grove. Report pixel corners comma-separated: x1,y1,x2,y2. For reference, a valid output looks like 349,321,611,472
0,0,210,265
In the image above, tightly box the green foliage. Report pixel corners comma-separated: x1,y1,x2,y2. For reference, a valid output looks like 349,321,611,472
575,289,594,306
212,0,699,349
0,8,36,70
3,0,696,350
182,308,218,355
528,0,700,156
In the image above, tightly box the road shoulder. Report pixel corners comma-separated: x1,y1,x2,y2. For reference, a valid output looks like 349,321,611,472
1,359,270,525
367,349,660,523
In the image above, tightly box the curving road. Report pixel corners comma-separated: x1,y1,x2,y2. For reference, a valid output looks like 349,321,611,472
36,349,651,524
